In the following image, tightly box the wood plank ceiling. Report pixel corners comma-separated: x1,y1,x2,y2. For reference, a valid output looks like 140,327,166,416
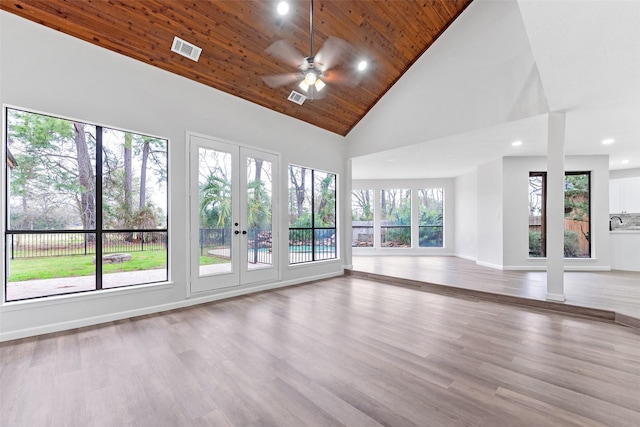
1,0,472,136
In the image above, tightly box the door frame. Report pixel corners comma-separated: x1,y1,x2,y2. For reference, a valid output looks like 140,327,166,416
187,132,280,295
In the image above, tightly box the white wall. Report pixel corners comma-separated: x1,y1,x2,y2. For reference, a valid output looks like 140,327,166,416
346,0,548,159
498,156,610,270
454,171,478,260
0,12,348,340
610,167,640,180
476,158,504,268
352,178,455,255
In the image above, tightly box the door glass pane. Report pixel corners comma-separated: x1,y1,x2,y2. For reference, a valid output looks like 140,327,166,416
246,157,272,270
198,147,233,276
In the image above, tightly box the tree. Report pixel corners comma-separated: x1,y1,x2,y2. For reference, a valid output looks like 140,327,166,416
315,173,335,227
123,132,133,222
289,165,307,223
73,123,96,231
352,190,373,221
7,110,96,231
200,175,232,228
247,159,272,229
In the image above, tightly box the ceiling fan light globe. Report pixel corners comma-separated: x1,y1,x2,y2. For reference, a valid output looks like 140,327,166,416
277,1,289,16
314,79,326,92
299,80,310,92
304,72,317,85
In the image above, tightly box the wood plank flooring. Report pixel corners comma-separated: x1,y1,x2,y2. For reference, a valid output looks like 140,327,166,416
351,256,640,321
2,276,640,426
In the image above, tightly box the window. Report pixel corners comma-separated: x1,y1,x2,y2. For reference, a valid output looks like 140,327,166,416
352,189,374,247
380,189,411,248
5,108,168,301
418,188,444,247
288,165,336,264
529,171,590,258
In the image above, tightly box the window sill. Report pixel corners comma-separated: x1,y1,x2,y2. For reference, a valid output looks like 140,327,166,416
1,281,174,312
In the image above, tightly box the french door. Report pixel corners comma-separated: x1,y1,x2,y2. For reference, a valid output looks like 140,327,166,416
189,134,279,293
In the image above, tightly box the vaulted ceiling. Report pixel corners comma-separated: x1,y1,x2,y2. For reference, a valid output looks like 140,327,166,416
1,0,472,136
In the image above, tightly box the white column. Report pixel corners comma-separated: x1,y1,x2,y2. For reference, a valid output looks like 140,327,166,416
344,158,353,269
546,112,566,302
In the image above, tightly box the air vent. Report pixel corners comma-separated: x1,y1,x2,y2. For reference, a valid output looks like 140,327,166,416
288,90,307,105
171,36,202,62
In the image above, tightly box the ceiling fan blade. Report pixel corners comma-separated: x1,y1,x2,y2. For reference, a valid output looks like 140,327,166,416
265,40,308,70
322,68,362,88
314,37,354,72
262,73,302,88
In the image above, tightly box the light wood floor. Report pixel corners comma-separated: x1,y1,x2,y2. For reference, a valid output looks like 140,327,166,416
352,256,640,321
2,276,640,426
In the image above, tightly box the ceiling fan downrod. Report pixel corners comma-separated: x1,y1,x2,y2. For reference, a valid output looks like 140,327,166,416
309,0,314,60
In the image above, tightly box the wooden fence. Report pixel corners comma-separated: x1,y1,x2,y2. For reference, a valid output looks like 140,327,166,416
529,218,590,256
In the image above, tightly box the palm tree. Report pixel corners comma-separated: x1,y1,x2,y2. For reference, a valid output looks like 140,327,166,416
199,175,232,228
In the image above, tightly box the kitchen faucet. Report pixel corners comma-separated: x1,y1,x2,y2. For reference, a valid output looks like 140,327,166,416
610,216,623,231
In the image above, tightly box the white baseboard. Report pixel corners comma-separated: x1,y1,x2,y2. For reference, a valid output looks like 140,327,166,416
476,260,504,270
546,292,566,302
503,265,612,271
455,253,477,262
0,271,343,342
352,252,456,257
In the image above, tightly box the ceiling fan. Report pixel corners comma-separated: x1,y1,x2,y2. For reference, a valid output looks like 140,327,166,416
262,0,363,100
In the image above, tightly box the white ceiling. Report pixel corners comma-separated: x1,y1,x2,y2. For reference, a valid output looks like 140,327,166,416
350,0,640,179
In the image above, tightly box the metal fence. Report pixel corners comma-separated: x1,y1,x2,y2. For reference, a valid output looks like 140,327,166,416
7,227,339,264
352,225,374,247
380,225,411,247
247,228,272,265
7,230,167,259
289,227,336,264
199,228,231,256
200,227,273,265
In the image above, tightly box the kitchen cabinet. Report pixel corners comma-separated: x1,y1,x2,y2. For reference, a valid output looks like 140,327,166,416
610,177,640,213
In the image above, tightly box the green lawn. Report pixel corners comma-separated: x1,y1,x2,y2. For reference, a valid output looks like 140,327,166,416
7,251,227,281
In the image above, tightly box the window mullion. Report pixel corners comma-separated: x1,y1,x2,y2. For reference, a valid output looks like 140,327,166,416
311,169,315,262
96,126,103,290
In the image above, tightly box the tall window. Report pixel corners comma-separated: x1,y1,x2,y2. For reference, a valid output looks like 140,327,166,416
529,171,590,258
5,108,168,301
380,189,411,248
288,165,336,264
418,188,444,247
352,189,374,247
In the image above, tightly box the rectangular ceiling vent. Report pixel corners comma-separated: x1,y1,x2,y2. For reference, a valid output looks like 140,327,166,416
171,36,202,62
288,90,307,105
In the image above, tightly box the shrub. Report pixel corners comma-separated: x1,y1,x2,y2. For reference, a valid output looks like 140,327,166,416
564,230,580,257
529,231,542,256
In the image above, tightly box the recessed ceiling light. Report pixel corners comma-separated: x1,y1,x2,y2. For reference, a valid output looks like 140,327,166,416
622,159,630,164
357,60,368,72
512,140,522,147
602,138,615,145
277,1,289,16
